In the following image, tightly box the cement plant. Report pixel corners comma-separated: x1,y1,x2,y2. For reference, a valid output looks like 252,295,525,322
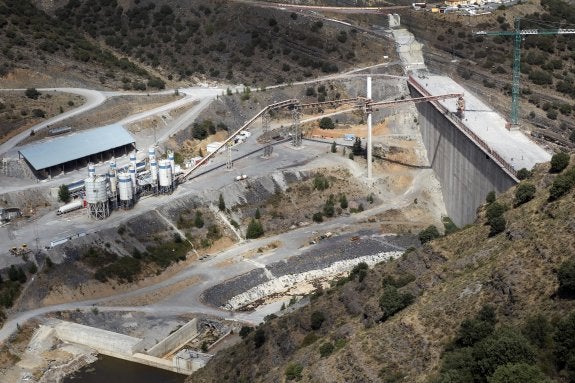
0,1,567,382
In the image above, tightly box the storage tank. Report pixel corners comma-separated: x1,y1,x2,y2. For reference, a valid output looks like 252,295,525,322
109,158,116,171
88,163,96,179
108,170,117,194
158,159,173,187
129,164,137,190
168,151,175,174
130,151,137,171
150,157,158,183
118,173,133,201
148,146,155,159
57,200,83,215
85,176,108,203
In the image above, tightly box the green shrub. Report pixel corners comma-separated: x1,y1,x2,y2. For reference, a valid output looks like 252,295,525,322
488,363,552,383
323,195,335,217
313,174,330,190
442,217,458,234
25,88,40,99
472,328,537,378
312,212,323,223
516,168,532,180
339,194,348,209
486,191,496,204
319,117,335,129
253,327,266,348
549,167,575,200
310,311,326,330
558,259,575,298
382,273,416,288
32,109,46,118
319,342,334,357
418,225,440,244
194,211,204,228
550,152,570,173
285,363,303,381
457,319,495,347
349,262,368,282
486,202,505,223
522,314,552,348
301,333,319,347
379,286,414,321
246,219,264,239
514,183,536,207
489,215,506,236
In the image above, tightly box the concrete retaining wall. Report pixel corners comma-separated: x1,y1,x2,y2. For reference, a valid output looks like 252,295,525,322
410,85,517,226
54,321,144,356
147,318,198,358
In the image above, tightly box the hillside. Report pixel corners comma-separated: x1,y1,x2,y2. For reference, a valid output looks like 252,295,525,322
190,156,575,382
0,0,393,89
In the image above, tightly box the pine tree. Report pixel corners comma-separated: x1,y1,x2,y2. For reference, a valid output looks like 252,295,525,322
246,219,264,239
194,211,204,228
58,184,71,203
352,137,363,156
218,193,226,211
255,208,261,219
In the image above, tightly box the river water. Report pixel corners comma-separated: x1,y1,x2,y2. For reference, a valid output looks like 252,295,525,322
63,355,186,383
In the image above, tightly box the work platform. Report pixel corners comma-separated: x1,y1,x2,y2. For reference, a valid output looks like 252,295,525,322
409,73,551,173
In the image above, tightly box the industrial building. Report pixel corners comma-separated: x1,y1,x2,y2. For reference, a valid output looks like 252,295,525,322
18,124,136,178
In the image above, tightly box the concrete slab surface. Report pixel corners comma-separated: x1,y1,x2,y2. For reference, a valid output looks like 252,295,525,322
411,73,551,171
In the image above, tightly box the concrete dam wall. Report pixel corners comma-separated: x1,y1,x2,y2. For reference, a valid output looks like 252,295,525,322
409,85,517,226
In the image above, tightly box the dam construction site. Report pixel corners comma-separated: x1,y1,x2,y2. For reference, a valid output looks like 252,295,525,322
0,3,557,382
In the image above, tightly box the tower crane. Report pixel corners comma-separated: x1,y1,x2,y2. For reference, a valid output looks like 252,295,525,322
475,17,575,129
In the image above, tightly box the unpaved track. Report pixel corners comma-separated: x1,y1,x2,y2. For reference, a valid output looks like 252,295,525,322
0,88,106,155
0,164,432,344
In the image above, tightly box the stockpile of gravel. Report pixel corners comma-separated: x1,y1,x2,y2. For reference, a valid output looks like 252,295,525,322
201,268,270,308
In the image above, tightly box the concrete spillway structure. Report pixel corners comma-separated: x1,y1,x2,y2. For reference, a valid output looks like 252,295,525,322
408,74,551,226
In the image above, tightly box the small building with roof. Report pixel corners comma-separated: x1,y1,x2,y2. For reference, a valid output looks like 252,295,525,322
18,124,135,178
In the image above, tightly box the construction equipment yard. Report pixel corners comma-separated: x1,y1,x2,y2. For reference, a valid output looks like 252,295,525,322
0,8,554,383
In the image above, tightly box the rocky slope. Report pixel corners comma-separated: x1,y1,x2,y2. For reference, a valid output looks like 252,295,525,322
190,156,575,382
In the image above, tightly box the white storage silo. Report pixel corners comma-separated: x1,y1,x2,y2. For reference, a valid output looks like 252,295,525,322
150,156,158,188
88,163,96,179
108,170,117,194
148,146,155,159
158,159,173,193
107,170,118,209
118,173,133,209
130,151,137,172
85,176,110,219
129,164,137,191
168,151,175,174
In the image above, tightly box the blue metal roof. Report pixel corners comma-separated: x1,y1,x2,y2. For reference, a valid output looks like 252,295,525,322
18,124,135,170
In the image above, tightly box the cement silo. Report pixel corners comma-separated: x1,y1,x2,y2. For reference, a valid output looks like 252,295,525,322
85,175,110,219
88,163,96,179
149,156,158,192
108,169,118,208
148,146,155,159
168,151,175,174
158,159,173,194
118,173,133,209
129,164,137,192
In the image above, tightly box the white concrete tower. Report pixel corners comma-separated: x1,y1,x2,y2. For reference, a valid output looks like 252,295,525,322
367,76,373,180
